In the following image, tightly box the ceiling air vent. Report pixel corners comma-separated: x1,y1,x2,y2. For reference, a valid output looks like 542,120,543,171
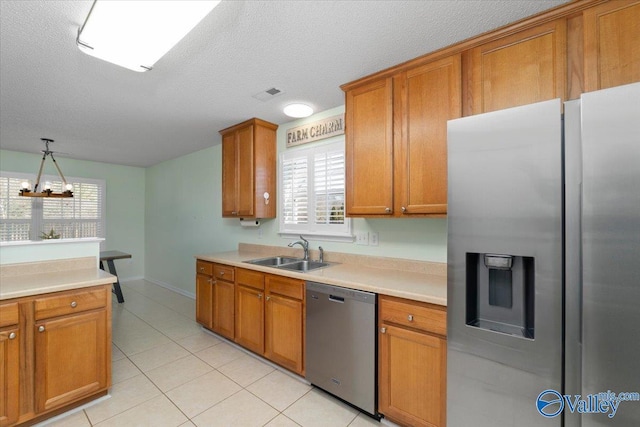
252,87,285,102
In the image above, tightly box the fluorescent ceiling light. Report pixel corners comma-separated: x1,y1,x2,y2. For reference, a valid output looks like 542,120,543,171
77,0,220,72
284,104,314,118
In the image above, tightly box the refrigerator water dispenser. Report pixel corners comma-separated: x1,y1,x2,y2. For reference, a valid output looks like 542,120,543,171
465,253,535,339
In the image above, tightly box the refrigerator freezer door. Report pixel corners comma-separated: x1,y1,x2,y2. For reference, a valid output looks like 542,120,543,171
579,82,640,426
447,99,563,426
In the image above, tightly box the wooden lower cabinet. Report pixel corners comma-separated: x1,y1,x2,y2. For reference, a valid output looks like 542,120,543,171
1,285,111,427
379,295,447,427
234,284,265,354
265,275,305,375
196,272,213,329
212,278,235,340
0,301,20,427
34,310,108,413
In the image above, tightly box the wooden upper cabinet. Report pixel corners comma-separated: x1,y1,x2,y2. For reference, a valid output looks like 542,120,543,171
220,118,278,219
395,55,461,215
469,19,567,114
583,0,640,92
345,78,394,216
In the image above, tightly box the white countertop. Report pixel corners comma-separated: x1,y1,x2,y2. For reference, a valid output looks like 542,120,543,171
0,257,116,300
196,251,447,306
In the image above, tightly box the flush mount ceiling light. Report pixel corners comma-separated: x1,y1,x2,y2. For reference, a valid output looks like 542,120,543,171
19,139,73,198
284,104,314,118
76,0,221,72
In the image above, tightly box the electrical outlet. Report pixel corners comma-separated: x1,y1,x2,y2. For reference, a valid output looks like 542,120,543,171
370,232,379,246
356,232,369,245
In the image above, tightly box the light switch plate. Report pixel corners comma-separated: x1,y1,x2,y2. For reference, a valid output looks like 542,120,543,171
356,232,369,245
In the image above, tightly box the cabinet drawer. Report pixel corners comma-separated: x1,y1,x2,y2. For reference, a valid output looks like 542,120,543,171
380,295,446,336
0,302,19,328
236,268,264,290
214,264,235,282
34,287,107,320
266,275,304,300
196,260,213,276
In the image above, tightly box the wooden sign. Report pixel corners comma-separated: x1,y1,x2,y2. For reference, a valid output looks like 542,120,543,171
286,114,344,148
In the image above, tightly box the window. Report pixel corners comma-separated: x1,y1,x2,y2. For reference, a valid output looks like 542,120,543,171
279,140,351,239
0,171,106,242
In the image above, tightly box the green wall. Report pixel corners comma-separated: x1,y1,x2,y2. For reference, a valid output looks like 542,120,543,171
144,106,447,297
0,149,146,279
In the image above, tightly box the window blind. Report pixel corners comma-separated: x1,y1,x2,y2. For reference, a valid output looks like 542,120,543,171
279,140,351,238
0,172,106,241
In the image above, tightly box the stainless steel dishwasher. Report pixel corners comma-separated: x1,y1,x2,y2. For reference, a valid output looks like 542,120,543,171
305,281,377,416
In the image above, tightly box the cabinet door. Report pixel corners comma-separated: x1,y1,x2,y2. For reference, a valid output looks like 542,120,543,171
379,325,446,427
234,285,264,354
470,19,566,114
222,131,238,216
584,0,640,92
236,125,255,217
196,273,213,329
395,55,461,215
213,279,234,340
345,78,394,215
265,294,303,375
0,328,19,427
34,310,108,413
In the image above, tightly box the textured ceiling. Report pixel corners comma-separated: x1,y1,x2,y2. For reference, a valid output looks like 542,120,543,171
0,0,569,167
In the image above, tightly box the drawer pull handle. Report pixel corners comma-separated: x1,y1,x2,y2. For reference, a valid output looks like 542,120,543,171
71,301,77,308
38,326,45,333
407,315,414,322
380,327,386,334
220,271,225,275
9,332,16,340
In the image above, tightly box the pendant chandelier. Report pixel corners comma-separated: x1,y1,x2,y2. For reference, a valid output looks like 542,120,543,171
19,138,74,198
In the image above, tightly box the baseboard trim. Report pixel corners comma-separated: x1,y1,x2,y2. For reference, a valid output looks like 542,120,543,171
144,277,195,299
120,276,144,283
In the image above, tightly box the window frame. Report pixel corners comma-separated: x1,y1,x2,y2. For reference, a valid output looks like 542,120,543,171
0,171,106,243
278,139,352,241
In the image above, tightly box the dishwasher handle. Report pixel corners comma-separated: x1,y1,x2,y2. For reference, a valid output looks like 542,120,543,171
328,294,345,303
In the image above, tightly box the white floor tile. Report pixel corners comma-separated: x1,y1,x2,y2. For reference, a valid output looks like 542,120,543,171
191,390,279,427
217,354,275,387
111,357,142,384
194,341,244,368
146,355,213,392
264,414,302,427
247,370,312,411
85,375,161,425
349,413,381,426
176,330,221,353
166,370,241,418
37,410,91,427
284,389,359,427
93,395,187,427
128,341,190,372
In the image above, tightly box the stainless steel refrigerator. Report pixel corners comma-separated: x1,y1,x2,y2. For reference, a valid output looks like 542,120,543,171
446,82,640,427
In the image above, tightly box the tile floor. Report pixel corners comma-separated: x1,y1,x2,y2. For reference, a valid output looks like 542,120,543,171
38,279,383,427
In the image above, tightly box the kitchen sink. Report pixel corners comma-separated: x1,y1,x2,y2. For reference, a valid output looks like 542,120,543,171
244,256,332,272
277,260,330,272
245,256,302,267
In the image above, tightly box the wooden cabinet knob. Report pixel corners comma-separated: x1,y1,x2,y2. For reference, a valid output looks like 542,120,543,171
38,326,45,332
8,332,16,340
380,327,386,334
385,207,391,213
70,301,77,308
257,293,262,299
407,314,414,322
401,206,406,213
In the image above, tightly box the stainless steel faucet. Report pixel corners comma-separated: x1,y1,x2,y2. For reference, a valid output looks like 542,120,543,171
318,246,324,263
288,235,309,260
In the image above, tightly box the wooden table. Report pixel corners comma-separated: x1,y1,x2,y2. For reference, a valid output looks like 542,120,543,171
99,250,131,303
